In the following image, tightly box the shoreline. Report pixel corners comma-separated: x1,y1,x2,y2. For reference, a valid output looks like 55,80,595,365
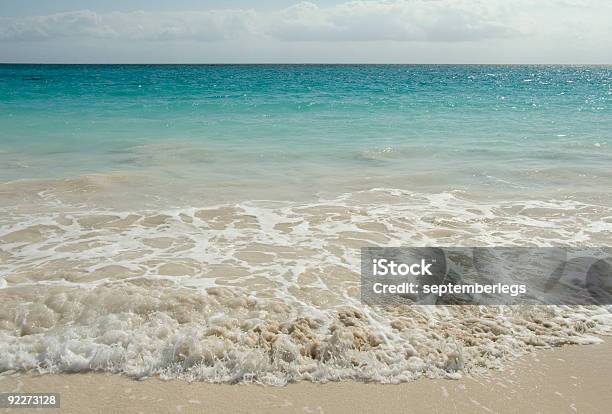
2,339,610,414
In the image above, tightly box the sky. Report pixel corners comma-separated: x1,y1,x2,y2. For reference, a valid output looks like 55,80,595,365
0,0,611,63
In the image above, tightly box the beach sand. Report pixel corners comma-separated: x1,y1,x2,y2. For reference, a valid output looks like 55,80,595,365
1,339,610,414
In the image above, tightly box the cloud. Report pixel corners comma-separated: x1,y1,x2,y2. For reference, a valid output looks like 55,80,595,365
0,1,519,43
0,9,259,42
269,1,515,42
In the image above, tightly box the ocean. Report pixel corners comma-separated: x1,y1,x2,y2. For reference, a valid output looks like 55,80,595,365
0,65,611,383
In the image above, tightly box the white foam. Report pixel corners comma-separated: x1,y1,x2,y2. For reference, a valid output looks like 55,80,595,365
0,188,611,384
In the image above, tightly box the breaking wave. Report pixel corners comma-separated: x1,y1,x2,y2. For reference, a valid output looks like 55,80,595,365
1,188,611,384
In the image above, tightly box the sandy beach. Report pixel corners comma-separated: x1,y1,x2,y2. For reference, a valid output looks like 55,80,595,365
1,339,609,414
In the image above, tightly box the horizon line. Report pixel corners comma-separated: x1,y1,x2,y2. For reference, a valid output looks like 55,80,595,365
2,62,612,66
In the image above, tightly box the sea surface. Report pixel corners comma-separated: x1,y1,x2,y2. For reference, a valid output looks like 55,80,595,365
0,65,611,383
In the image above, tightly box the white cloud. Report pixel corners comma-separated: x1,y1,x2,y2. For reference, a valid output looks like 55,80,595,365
0,1,522,43
0,0,609,63
0,9,259,42
268,1,515,42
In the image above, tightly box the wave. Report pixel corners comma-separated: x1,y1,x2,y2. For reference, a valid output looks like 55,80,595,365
1,188,611,384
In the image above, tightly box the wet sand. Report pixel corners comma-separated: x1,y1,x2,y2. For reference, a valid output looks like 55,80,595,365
1,339,610,414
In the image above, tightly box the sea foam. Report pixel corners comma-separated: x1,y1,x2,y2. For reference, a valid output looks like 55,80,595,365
1,188,611,384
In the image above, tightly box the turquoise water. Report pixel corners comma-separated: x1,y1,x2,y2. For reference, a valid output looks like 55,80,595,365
1,64,611,204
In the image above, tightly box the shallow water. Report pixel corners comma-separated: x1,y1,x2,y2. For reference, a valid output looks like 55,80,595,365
1,64,611,204
0,65,611,383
